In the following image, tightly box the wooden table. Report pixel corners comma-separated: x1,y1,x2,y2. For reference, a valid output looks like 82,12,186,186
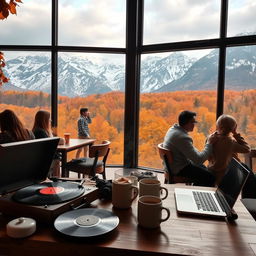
1,184,256,256
56,138,96,177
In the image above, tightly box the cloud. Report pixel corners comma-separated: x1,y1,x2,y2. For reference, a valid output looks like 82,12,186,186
0,0,255,48
58,0,126,47
0,0,51,45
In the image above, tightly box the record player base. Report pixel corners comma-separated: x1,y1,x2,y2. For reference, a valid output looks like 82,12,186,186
0,186,99,223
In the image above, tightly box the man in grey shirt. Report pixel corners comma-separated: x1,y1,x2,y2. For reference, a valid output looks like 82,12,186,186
163,110,216,187
76,107,92,158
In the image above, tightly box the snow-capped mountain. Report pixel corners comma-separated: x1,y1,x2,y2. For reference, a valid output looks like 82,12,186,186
2,45,256,97
140,52,196,92
4,54,125,97
156,46,256,92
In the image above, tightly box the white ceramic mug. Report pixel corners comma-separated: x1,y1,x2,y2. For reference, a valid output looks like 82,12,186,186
139,178,168,200
112,178,139,209
126,176,138,186
137,195,170,228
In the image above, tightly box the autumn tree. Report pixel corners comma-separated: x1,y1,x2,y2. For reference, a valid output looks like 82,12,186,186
0,52,9,86
0,0,22,86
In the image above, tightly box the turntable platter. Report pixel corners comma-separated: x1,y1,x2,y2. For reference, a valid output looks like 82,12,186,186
12,182,85,205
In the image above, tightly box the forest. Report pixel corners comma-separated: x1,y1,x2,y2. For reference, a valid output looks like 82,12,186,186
0,89,255,170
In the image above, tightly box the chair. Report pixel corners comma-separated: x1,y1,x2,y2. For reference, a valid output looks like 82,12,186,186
66,140,110,179
244,149,256,172
157,143,192,184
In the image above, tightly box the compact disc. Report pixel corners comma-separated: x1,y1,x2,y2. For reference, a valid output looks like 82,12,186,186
12,182,85,205
54,208,119,238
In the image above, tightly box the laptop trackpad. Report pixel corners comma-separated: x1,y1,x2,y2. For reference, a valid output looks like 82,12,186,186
176,194,197,211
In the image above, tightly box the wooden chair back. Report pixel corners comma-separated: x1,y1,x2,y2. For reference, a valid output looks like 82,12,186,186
157,143,191,184
158,143,173,165
89,140,110,158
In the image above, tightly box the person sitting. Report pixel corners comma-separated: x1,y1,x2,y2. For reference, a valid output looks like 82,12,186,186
163,110,216,187
208,114,256,198
208,114,251,185
32,110,64,177
0,109,35,144
32,110,64,142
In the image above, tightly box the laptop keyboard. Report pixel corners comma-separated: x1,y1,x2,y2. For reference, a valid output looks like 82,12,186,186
192,191,220,212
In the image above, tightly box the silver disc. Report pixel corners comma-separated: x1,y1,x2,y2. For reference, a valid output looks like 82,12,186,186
54,208,119,238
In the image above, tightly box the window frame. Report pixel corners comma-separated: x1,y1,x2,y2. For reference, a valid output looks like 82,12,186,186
1,0,256,169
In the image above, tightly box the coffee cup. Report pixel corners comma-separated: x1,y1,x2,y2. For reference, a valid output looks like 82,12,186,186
114,172,138,186
122,176,138,186
112,177,139,209
64,133,71,144
139,178,168,200
137,195,170,228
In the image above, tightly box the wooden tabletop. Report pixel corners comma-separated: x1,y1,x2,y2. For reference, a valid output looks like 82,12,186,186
56,138,96,152
0,184,256,256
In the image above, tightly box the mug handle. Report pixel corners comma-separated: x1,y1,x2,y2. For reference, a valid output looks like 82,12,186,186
160,207,170,223
160,187,168,200
130,185,139,202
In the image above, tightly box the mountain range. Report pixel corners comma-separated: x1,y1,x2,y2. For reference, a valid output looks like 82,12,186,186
2,45,256,97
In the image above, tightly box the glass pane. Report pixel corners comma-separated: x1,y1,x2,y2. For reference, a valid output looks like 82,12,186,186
57,52,125,165
0,51,51,130
143,0,220,45
0,0,51,45
139,49,218,169
59,0,126,47
228,0,256,37
224,45,256,169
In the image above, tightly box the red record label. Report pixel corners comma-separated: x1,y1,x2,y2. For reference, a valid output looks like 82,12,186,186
39,186,65,195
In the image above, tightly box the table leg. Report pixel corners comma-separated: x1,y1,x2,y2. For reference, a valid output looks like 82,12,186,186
61,152,69,177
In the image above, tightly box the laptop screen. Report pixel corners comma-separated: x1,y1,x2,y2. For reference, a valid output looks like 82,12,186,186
0,137,59,195
217,158,250,208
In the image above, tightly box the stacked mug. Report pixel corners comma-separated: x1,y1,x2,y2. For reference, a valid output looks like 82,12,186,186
112,176,170,228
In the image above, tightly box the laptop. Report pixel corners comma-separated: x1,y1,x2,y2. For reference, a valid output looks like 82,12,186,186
174,158,250,219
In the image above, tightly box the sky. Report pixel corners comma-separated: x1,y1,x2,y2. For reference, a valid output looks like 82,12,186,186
0,0,256,60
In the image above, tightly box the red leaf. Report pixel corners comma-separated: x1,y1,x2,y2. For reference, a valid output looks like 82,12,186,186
9,2,17,15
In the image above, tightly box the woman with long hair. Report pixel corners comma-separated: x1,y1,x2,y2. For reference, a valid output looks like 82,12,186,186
32,110,53,138
32,110,64,177
208,114,256,199
0,109,34,144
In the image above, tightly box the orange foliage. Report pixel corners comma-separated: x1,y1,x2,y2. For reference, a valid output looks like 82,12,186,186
0,0,22,19
0,52,9,86
1,90,256,170
0,1,23,86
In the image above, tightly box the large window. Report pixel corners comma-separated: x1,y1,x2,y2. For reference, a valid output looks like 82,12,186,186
143,0,220,45
0,0,256,170
139,50,218,168
228,0,256,37
59,0,126,47
0,51,51,129
57,52,125,164
0,0,51,45
224,46,256,148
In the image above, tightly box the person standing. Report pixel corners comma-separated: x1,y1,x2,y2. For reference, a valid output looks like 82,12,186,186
163,110,216,187
76,108,92,158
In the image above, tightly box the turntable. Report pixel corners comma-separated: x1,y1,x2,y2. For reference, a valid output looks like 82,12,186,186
0,138,99,223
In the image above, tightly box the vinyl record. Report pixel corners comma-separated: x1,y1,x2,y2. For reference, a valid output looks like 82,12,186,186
54,208,119,238
12,182,85,205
